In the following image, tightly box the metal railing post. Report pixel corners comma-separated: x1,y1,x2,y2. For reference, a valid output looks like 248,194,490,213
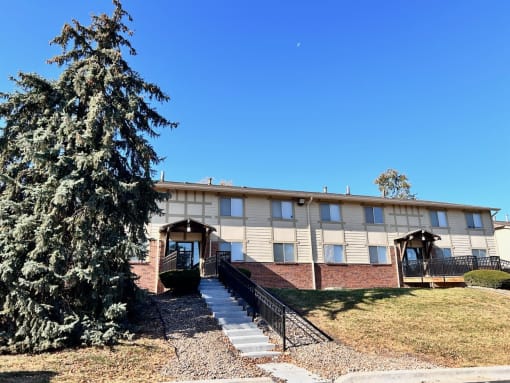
282,306,286,351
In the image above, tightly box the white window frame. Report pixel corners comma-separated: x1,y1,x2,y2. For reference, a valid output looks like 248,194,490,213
320,203,341,222
273,243,295,263
324,244,345,263
220,197,244,217
430,210,448,227
272,200,293,220
466,212,483,229
219,241,244,262
365,206,384,224
369,246,388,264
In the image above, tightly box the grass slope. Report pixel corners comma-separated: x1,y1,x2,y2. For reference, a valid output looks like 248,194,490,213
271,287,510,367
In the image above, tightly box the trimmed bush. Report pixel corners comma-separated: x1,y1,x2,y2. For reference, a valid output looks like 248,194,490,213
159,269,201,294
237,267,252,279
464,270,510,289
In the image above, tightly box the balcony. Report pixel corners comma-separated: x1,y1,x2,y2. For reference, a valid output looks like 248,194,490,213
402,256,510,285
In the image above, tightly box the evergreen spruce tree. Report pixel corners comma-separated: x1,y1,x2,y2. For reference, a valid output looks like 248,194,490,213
0,0,175,353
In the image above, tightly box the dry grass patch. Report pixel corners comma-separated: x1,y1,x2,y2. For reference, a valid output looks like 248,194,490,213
271,287,510,367
0,299,176,383
0,338,174,383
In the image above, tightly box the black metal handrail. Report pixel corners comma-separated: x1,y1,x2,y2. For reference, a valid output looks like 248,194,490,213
218,259,331,349
403,255,505,278
501,259,510,272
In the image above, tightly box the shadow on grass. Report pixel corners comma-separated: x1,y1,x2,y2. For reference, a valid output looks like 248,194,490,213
270,288,417,320
0,371,56,383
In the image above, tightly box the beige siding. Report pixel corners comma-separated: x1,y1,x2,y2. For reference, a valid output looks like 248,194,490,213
150,185,498,267
451,235,472,256
495,228,510,261
273,227,295,242
367,231,387,245
296,228,312,262
323,229,344,243
345,231,369,263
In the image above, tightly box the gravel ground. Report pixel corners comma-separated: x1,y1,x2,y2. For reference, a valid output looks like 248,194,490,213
153,291,437,382
154,292,275,381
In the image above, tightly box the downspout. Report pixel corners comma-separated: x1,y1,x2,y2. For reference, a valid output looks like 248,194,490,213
394,241,404,288
307,196,317,290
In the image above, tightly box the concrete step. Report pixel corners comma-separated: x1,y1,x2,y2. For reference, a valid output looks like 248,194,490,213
203,297,239,304
199,280,279,358
208,306,246,314
206,303,245,311
230,334,269,345
214,313,251,322
221,322,258,331
235,342,275,353
241,350,281,359
217,317,253,325
212,307,245,318
224,328,262,337
202,292,233,297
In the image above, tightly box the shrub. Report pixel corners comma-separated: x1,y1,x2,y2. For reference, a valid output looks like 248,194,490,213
237,267,252,279
464,270,510,289
159,269,201,295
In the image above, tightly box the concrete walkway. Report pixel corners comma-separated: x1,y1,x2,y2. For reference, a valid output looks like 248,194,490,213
334,365,510,383
258,362,329,383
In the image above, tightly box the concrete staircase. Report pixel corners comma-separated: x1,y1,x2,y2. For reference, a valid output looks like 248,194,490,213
199,278,280,359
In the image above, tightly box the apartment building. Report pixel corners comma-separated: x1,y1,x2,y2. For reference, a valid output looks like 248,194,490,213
132,181,499,293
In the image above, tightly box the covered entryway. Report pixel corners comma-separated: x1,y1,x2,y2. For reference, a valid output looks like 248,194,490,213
159,219,216,276
394,229,444,285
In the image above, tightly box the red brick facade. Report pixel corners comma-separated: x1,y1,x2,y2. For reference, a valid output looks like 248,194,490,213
131,239,165,293
233,262,315,289
315,248,399,289
132,241,400,292
233,259,398,290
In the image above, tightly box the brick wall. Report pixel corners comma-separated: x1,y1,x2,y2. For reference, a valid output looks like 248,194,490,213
232,262,315,289
316,248,399,289
131,239,165,293
316,263,397,288
234,249,399,289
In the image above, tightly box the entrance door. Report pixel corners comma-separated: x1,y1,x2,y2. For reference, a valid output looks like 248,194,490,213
176,242,193,269
404,247,425,277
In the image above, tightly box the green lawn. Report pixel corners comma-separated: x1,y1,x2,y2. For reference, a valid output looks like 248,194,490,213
271,287,510,367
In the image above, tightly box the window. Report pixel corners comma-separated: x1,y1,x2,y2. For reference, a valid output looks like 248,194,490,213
405,247,422,262
320,203,341,222
324,245,344,263
369,246,387,264
219,242,244,261
430,210,448,227
472,249,487,257
220,197,243,217
365,206,383,224
273,243,295,263
435,247,452,258
466,213,483,229
272,200,293,219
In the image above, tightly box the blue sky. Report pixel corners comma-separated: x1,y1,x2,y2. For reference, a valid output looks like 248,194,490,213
1,1,509,219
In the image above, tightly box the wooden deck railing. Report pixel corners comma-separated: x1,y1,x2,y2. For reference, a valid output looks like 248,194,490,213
160,250,193,273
